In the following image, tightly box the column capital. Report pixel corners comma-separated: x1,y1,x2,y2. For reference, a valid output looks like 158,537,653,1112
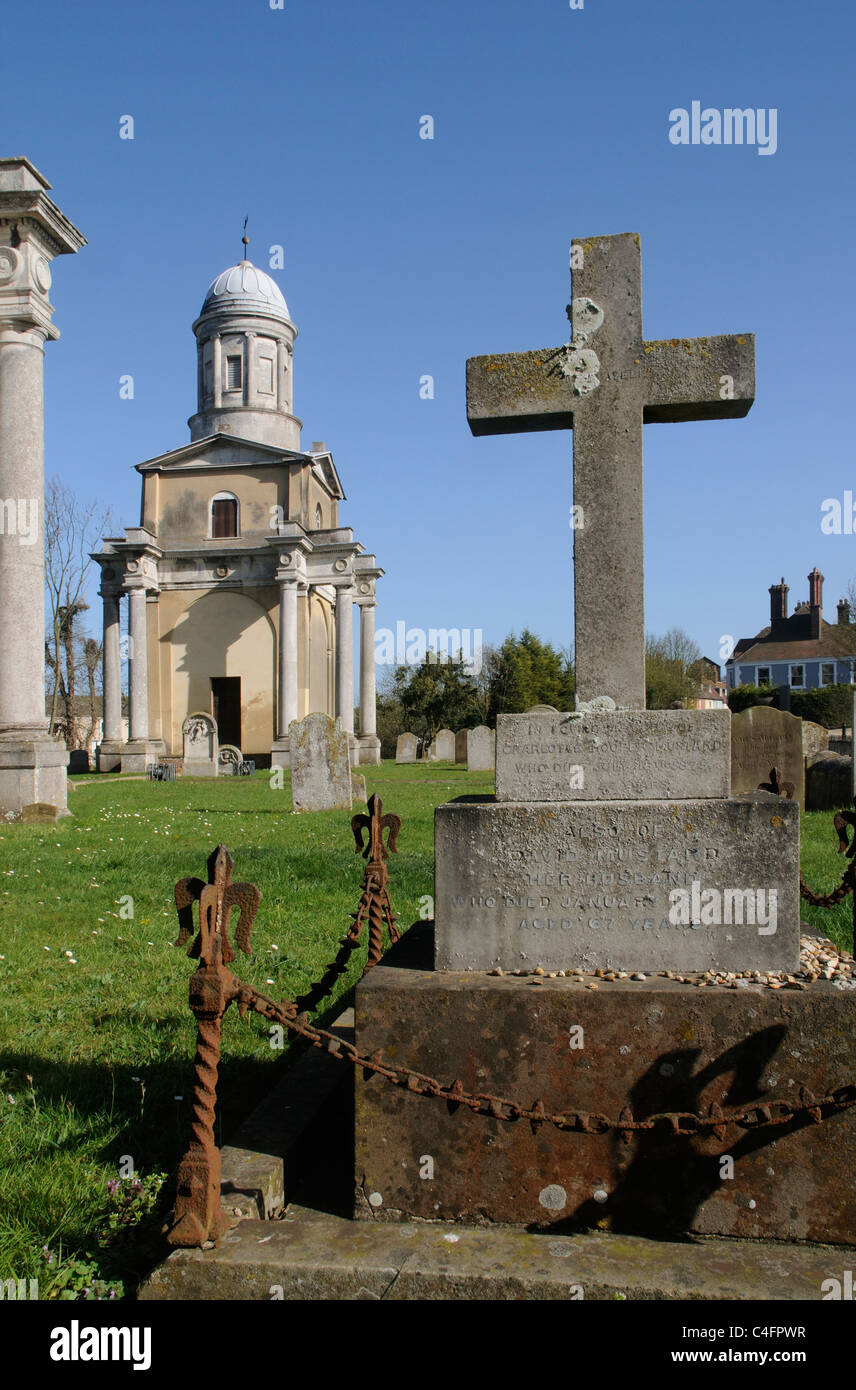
0,159,86,340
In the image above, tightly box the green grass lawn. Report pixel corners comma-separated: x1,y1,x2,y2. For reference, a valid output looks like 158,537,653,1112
0,768,850,1297
0,761,490,1298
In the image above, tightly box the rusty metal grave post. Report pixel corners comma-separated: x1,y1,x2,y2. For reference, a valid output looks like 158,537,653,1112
166,845,260,1247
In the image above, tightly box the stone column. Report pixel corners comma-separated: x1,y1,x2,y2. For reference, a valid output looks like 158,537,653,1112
96,583,123,771
212,334,222,408
276,339,286,411
128,586,148,741
336,584,355,742
278,579,299,734
244,332,255,406
271,551,305,769
357,600,381,764
0,158,85,818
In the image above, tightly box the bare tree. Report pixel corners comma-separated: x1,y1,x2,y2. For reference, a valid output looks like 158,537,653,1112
44,477,112,745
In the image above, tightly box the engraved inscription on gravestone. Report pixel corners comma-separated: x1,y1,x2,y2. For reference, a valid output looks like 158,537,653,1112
434,795,799,975
730,706,805,809
496,708,730,802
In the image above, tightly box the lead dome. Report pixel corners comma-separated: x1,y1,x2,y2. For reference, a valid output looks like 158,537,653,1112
198,260,290,322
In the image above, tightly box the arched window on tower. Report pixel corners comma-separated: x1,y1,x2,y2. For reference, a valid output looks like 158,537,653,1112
211,491,239,538
315,503,323,530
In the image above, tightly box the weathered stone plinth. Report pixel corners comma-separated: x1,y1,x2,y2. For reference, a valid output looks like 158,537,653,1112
434,794,799,975
355,925,856,1244
120,739,164,774
496,708,730,802
96,740,123,773
0,739,69,819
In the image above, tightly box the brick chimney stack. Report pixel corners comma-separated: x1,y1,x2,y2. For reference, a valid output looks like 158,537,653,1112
808,567,824,640
769,578,789,636
838,599,851,626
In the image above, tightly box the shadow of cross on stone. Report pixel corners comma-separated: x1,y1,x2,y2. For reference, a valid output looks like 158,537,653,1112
466,233,755,709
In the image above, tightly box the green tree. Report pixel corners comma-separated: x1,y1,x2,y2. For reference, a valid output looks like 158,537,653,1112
486,629,574,721
392,652,482,749
645,628,702,709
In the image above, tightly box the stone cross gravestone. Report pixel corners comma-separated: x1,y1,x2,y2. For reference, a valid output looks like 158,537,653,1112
466,725,495,772
730,706,805,809
433,232,798,975
395,732,417,764
467,233,755,709
181,712,219,778
454,729,470,764
289,712,352,813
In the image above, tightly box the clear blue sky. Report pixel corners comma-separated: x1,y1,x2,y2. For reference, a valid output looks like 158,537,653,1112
6,0,855,669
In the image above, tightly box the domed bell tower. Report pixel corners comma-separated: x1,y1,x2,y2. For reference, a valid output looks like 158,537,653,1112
188,246,301,450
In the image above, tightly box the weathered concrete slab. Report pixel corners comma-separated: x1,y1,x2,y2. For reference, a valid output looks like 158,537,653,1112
496,709,729,802
355,926,856,1243
434,794,800,974
139,1202,848,1300
731,706,805,809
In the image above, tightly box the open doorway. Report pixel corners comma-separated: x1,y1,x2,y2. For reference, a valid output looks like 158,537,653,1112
211,677,241,748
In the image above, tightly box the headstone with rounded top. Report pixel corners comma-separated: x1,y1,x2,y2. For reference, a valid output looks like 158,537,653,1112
429,729,455,762
466,725,495,772
182,711,219,778
454,729,470,763
395,733,417,764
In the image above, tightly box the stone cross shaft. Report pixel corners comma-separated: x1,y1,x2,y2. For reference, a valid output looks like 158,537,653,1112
466,233,755,708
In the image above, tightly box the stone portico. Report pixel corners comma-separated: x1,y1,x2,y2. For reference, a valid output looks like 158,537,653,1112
95,257,382,770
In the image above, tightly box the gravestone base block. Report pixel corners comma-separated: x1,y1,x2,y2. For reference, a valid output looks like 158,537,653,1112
0,738,69,819
434,794,800,976
120,739,166,775
357,736,382,766
354,925,856,1245
270,738,291,771
96,740,124,773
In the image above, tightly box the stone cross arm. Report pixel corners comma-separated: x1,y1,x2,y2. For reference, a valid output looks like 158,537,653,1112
467,333,755,434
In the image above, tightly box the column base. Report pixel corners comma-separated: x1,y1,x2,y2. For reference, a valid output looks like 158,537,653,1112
97,740,124,773
270,738,291,770
120,739,166,774
0,738,69,820
357,736,382,766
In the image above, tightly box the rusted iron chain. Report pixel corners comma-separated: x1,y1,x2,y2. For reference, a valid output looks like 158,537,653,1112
799,869,855,908
293,794,401,1013
235,978,856,1138
799,800,856,907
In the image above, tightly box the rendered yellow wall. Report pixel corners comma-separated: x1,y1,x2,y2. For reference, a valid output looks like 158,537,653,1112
150,585,336,754
143,464,338,540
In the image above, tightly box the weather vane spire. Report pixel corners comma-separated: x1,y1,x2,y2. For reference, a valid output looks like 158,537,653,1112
242,216,249,261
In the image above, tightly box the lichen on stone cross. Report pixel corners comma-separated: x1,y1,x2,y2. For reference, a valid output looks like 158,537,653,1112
466,233,755,709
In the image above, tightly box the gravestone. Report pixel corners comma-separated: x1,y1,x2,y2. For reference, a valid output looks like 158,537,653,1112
181,712,219,778
68,750,90,774
351,771,367,803
395,733,417,764
454,729,470,764
355,234,814,1242
289,712,352,813
801,720,829,761
806,752,852,811
218,744,244,775
731,706,805,809
466,725,495,772
429,729,455,762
